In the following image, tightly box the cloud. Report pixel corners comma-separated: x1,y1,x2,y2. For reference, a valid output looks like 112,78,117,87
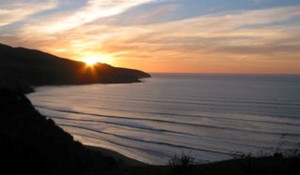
0,0,58,27
127,4,180,24
253,0,279,4
2,4,300,73
99,6,300,50
98,5,300,72
24,0,161,34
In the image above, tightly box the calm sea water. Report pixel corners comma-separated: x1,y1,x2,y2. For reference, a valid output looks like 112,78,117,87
27,74,300,165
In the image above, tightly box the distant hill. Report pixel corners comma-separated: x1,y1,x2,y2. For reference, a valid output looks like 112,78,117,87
0,43,150,92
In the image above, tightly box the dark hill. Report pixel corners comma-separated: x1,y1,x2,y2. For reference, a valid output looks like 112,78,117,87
0,88,117,174
0,43,150,92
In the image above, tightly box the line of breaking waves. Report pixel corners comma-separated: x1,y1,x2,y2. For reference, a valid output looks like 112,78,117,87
27,74,300,165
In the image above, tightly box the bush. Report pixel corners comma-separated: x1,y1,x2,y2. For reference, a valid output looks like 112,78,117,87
169,152,195,175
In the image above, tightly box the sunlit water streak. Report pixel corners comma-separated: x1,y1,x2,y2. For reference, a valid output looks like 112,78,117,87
27,74,300,165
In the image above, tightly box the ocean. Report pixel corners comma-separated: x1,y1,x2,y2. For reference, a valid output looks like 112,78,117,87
27,74,300,165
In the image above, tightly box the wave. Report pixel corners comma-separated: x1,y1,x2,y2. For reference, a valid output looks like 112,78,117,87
35,105,300,137
84,85,300,105
28,74,300,164
35,104,300,125
71,132,171,158
48,114,275,150
35,103,300,124
61,123,234,156
88,95,300,108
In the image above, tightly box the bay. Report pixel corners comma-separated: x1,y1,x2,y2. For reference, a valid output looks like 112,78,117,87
27,74,300,165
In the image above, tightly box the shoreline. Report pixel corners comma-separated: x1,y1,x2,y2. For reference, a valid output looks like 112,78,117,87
23,83,148,167
85,145,145,167
1,88,300,174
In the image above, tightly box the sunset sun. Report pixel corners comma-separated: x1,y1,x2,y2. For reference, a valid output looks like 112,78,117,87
82,57,110,66
83,58,99,66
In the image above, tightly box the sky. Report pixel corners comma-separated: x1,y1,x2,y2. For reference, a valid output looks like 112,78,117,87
1,0,300,74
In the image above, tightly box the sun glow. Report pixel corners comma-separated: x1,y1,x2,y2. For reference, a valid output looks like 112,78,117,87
83,57,99,66
82,55,112,66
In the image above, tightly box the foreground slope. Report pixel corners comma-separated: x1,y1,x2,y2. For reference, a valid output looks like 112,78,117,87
0,88,118,174
0,43,150,92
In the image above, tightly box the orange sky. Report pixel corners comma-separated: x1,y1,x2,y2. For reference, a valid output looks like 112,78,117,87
1,0,300,74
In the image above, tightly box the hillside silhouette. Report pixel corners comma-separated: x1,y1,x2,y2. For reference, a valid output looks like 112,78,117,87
0,43,150,92
0,88,119,174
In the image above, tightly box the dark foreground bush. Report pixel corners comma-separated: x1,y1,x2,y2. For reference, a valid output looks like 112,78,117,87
166,146,300,175
169,152,195,175
231,145,300,175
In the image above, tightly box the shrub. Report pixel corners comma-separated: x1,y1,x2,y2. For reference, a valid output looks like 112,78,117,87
169,152,195,175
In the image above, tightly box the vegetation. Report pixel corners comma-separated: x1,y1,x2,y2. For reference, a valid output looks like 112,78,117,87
169,152,195,175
